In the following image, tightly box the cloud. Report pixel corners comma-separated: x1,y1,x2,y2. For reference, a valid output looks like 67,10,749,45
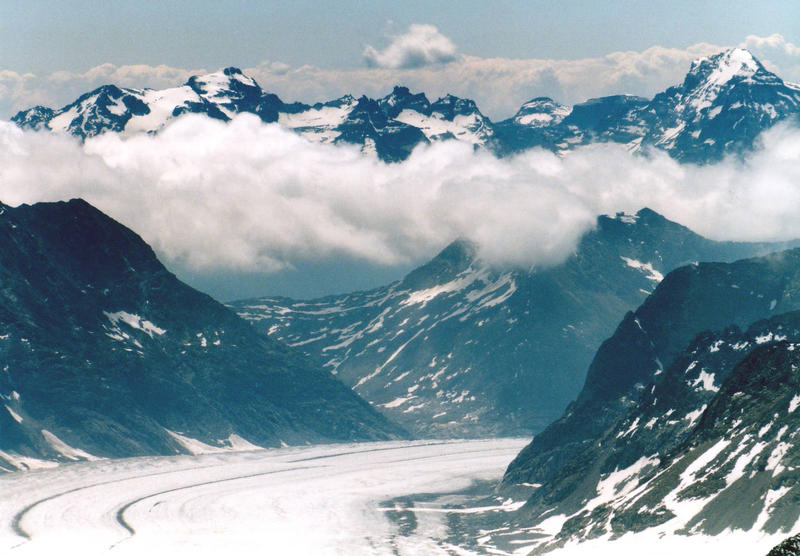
363,24,459,69
2,116,800,281
742,33,800,57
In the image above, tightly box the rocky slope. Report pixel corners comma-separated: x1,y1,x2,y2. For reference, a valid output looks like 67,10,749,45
230,209,797,437
768,534,800,556
0,199,405,471
472,250,800,552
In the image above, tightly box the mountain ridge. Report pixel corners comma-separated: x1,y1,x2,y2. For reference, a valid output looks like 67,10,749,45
230,208,800,438
13,48,800,163
481,249,800,553
0,198,406,471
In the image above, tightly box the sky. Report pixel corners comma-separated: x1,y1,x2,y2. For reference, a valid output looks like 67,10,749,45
1,2,800,300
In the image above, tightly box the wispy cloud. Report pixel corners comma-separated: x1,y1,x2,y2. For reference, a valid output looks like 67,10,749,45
2,116,800,277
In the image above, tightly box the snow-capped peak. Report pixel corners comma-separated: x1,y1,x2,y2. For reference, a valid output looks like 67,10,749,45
688,48,762,88
12,51,800,164
333,94,356,105
186,67,261,99
223,66,259,88
513,97,572,127
676,48,775,116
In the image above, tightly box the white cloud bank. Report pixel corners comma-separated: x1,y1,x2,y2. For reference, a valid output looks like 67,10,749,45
1,115,800,276
2,32,799,120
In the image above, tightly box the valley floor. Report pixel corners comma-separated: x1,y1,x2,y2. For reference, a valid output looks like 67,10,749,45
0,438,790,556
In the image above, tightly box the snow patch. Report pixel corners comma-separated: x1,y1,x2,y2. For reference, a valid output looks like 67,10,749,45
620,257,664,282
691,370,719,393
755,331,786,344
754,487,792,531
41,429,100,461
766,442,790,475
616,417,640,439
0,449,59,471
355,329,424,388
587,456,659,511
381,396,412,408
4,405,22,423
788,394,800,413
165,429,262,455
402,269,481,307
104,310,166,337
684,404,707,428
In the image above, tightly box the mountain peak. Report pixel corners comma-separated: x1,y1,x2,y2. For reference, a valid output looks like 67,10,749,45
635,206,663,220
186,67,261,97
685,48,768,90
513,97,572,126
400,239,477,291
377,86,431,118
714,47,760,68
382,85,426,105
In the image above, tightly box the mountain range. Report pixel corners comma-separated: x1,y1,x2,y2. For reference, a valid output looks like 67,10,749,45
0,199,404,471
12,48,800,163
230,210,798,438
